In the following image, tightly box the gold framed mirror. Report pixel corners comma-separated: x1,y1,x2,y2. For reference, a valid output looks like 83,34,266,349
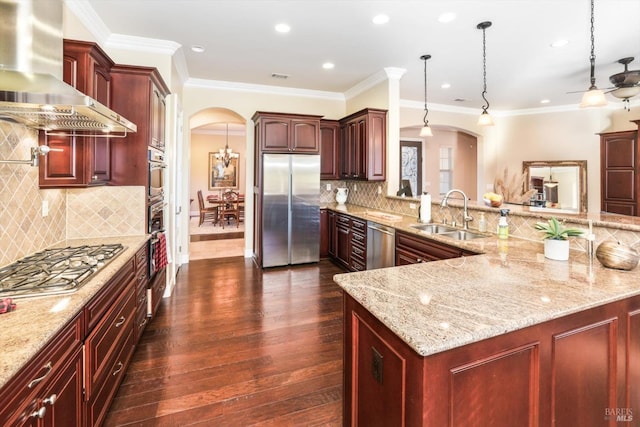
522,160,587,213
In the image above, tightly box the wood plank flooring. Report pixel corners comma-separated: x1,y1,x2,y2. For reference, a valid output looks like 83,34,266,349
104,257,346,426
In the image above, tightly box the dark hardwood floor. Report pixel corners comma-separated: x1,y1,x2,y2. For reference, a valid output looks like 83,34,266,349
104,257,346,426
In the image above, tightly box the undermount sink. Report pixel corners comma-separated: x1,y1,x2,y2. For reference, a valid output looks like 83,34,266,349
439,230,485,241
410,223,457,234
410,223,486,240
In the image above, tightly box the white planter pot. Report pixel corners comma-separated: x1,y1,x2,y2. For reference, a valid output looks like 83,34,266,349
544,239,569,261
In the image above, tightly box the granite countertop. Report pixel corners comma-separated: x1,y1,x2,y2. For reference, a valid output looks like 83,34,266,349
330,204,640,357
0,235,149,389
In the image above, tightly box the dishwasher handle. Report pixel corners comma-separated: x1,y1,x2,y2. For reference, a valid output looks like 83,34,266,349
367,222,395,236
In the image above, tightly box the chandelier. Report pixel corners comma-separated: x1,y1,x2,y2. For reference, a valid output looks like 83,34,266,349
214,123,239,167
419,54,433,137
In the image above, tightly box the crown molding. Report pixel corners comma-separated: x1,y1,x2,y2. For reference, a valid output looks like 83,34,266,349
106,34,181,54
63,0,111,44
185,78,345,101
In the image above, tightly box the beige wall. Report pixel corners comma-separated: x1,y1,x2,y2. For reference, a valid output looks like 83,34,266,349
190,131,246,212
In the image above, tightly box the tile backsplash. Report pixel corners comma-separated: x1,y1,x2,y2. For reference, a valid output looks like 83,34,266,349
0,122,146,267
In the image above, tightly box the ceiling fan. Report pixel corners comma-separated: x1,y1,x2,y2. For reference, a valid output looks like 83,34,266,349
606,57,640,110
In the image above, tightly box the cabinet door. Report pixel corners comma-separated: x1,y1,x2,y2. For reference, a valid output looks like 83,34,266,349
261,118,291,152
336,224,351,268
328,210,337,257
89,59,112,183
340,122,357,178
151,85,166,150
353,117,367,179
42,348,83,427
320,121,340,179
320,209,329,258
290,119,319,152
600,130,638,216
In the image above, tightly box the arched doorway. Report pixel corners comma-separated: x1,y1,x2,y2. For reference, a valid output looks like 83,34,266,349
189,108,246,260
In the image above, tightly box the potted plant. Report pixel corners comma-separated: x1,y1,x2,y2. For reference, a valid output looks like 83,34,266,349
534,217,584,260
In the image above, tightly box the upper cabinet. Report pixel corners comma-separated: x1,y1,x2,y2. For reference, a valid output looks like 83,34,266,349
600,121,640,216
339,108,387,181
320,119,340,180
39,40,114,188
252,112,321,154
110,65,169,187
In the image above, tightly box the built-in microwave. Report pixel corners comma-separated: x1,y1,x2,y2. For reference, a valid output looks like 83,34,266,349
148,147,166,202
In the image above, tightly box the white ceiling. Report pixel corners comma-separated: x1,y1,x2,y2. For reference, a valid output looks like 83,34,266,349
82,0,640,112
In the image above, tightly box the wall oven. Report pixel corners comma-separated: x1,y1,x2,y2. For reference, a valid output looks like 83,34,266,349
148,146,166,203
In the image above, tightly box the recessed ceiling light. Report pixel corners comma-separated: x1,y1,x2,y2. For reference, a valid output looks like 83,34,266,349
322,62,335,70
438,12,456,23
540,99,551,104
275,23,291,33
441,83,451,89
550,39,569,48
191,45,205,53
372,14,389,25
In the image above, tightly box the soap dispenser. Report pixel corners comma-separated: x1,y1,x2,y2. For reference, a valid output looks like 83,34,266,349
478,213,487,232
497,209,510,239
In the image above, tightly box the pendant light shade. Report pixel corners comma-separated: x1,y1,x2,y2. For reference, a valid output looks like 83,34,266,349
420,54,433,137
477,21,494,126
579,0,607,108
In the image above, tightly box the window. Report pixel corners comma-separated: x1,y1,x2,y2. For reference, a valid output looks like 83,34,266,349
439,147,453,194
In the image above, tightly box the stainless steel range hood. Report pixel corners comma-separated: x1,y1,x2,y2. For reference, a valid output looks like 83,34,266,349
0,0,136,134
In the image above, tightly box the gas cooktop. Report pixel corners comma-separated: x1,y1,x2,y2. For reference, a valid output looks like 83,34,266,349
0,244,125,299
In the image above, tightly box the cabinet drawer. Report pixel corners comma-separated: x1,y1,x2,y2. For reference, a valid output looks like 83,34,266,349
351,232,366,247
135,246,148,273
351,258,366,271
351,219,366,234
85,286,135,397
351,244,366,262
85,258,135,333
396,231,461,261
336,214,351,226
86,327,135,427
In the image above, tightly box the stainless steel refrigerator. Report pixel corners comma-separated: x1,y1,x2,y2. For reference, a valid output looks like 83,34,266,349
262,154,320,267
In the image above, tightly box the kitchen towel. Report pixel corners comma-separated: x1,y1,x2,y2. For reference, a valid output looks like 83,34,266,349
155,233,168,270
420,193,431,223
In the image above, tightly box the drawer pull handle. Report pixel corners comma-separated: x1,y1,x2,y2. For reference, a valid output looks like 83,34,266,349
416,258,424,263
139,318,148,328
112,361,124,376
28,362,52,388
115,316,126,327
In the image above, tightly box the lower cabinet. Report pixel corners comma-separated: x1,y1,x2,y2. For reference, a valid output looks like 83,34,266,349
330,212,368,272
0,314,83,427
149,268,167,318
0,245,149,427
344,293,640,427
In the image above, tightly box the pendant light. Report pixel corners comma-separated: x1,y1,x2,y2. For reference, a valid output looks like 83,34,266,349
579,0,607,108
477,21,494,126
214,123,239,167
419,54,433,137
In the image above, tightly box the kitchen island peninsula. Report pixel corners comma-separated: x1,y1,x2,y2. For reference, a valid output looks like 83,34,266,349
333,217,640,426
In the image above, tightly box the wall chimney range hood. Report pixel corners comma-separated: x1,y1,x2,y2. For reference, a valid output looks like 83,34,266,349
0,0,136,134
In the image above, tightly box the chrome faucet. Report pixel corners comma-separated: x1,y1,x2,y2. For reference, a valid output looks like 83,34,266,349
440,189,473,230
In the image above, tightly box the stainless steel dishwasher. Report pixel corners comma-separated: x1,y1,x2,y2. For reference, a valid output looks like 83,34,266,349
366,221,396,270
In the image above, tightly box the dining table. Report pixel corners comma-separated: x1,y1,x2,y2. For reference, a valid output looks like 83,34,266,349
206,193,245,226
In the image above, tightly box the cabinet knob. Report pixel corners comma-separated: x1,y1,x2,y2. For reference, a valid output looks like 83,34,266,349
31,407,47,419
92,175,98,181
416,258,424,263
43,393,57,406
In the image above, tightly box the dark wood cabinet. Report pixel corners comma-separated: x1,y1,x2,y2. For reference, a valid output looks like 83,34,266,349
149,268,167,318
600,121,640,216
320,209,329,258
395,230,475,265
252,112,321,154
110,65,169,187
134,246,149,342
0,314,83,427
344,292,640,427
330,212,367,272
84,257,136,427
327,210,337,258
39,40,114,188
320,119,340,179
339,108,386,181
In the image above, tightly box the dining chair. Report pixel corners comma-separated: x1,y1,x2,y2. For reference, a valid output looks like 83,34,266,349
219,190,240,228
197,190,218,226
